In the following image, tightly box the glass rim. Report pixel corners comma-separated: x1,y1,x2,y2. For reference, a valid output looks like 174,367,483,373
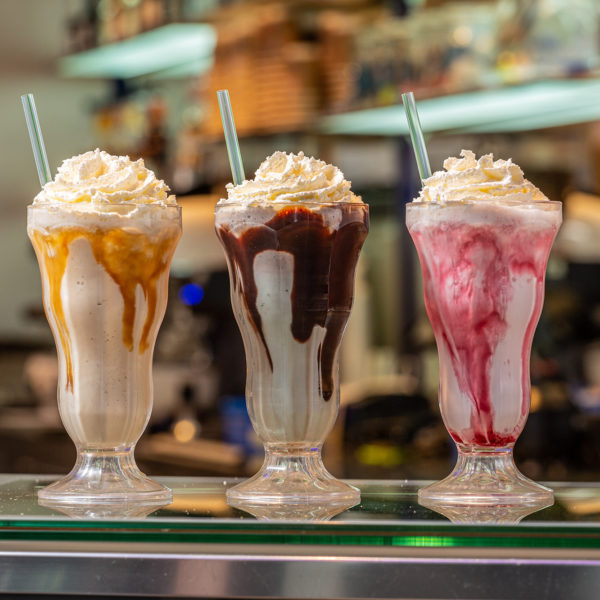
27,200,181,211
216,199,368,208
406,199,562,208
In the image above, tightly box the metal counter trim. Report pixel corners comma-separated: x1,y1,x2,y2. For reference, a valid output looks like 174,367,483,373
2,549,600,598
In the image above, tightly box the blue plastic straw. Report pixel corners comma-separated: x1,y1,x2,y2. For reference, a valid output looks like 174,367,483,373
401,92,432,181
217,90,245,185
21,93,52,187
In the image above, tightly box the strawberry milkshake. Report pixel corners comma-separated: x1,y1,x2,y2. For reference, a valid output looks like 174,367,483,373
407,150,561,506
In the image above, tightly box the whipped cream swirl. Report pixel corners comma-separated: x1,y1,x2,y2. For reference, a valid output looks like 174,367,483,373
416,150,548,204
222,151,362,204
34,149,175,206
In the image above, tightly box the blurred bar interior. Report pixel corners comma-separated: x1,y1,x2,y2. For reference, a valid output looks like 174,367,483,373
3,0,600,482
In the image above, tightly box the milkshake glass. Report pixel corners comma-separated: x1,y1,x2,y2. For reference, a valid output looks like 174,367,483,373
28,150,181,505
406,151,562,506
215,152,369,506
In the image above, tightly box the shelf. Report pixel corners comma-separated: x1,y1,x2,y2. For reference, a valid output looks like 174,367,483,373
3,476,600,597
321,78,600,135
59,23,216,79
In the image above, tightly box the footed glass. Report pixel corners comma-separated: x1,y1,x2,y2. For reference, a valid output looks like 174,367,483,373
28,202,181,505
216,200,369,506
406,200,562,507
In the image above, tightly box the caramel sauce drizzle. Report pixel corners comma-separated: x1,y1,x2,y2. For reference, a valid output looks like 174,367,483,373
30,225,180,391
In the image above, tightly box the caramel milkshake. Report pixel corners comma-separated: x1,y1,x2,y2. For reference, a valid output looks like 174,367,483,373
28,149,181,504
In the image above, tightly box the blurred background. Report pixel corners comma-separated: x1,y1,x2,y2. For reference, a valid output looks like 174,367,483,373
2,0,600,483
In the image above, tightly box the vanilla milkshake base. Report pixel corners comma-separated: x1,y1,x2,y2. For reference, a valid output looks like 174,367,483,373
28,201,180,504
216,200,367,506
407,201,561,449
408,199,561,507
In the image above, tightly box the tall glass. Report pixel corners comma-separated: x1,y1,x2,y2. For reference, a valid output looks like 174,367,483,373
28,201,181,504
406,199,562,506
216,200,369,506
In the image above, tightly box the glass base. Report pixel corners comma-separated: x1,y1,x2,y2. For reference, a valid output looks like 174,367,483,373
226,445,360,507
229,500,358,521
418,449,554,507
37,449,172,505
38,498,166,519
419,498,553,524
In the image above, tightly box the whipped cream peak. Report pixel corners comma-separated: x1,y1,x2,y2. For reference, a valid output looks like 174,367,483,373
34,149,175,206
222,151,362,204
416,149,548,204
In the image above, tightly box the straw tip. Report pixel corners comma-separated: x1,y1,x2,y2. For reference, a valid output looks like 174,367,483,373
401,91,416,104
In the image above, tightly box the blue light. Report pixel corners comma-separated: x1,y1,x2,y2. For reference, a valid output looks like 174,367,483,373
179,283,204,306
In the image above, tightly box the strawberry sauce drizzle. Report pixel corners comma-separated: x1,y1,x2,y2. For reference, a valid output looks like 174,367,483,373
409,213,559,447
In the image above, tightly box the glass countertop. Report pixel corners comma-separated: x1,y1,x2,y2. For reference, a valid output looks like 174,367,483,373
1,476,600,549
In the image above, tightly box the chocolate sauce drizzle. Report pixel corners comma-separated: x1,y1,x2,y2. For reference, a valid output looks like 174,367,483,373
217,205,368,401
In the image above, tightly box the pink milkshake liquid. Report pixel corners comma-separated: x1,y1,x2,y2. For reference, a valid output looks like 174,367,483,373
407,199,561,506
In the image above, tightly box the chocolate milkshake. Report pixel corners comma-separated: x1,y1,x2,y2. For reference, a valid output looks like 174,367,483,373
216,151,368,506
28,149,181,504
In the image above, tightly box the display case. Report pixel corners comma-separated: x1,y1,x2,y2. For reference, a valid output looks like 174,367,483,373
2,476,600,598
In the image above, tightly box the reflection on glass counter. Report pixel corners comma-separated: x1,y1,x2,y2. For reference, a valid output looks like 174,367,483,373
228,499,359,522
1,476,600,535
37,498,168,520
418,499,553,525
